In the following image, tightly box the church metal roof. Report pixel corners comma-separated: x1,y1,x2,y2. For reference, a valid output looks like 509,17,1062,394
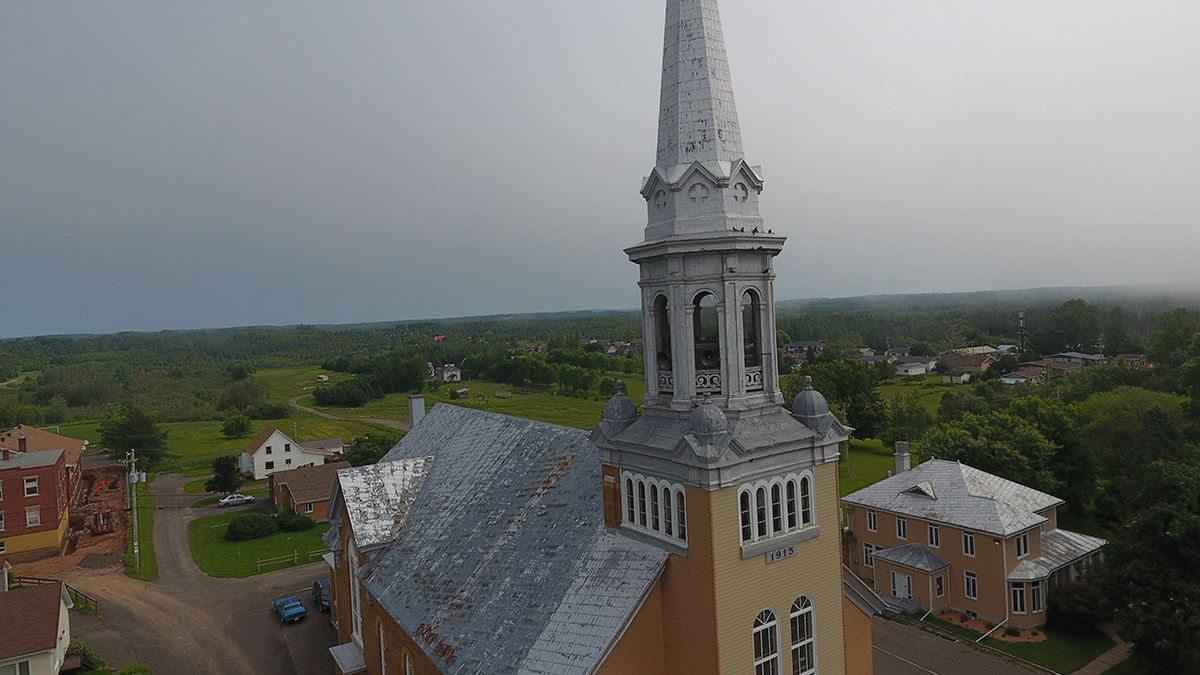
357,404,668,675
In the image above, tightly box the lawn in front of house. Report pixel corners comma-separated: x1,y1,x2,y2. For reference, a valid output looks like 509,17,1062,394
922,615,1115,674
188,507,331,578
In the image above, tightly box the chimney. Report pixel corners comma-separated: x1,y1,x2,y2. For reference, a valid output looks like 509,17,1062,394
408,395,426,427
18,436,26,453
894,441,911,474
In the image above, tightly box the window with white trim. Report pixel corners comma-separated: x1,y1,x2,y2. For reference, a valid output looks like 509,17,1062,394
790,596,816,675
285,458,292,466
265,461,274,470
863,543,876,568
964,571,978,600
936,575,945,597
0,659,33,675
285,443,291,452
266,445,272,455
1016,532,1029,558
303,502,314,514
738,472,816,544
24,476,38,497
963,531,975,557
26,506,40,527
867,509,877,532
379,623,388,675
1011,583,1027,614
620,471,687,545
896,516,907,540
1031,581,1043,613
0,481,4,499
0,541,5,554
928,523,940,548
752,609,780,675
405,653,412,675
0,512,4,530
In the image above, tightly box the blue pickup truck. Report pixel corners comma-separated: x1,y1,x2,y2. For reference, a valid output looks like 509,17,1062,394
273,595,307,623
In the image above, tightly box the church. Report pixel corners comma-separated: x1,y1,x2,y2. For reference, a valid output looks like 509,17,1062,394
323,1,880,672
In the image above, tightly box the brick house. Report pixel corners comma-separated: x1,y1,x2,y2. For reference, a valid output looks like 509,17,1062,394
841,447,1105,628
0,447,70,562
269,461,349,521
0,425,87,505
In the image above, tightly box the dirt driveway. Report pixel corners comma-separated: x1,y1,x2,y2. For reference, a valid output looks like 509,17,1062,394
36,474,337,674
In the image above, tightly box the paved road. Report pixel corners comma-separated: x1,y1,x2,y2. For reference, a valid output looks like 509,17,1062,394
288,394,411,431
872,615,1042,675
63,474,337,674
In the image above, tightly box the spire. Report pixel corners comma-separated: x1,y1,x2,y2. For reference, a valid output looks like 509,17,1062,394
656,0,744,171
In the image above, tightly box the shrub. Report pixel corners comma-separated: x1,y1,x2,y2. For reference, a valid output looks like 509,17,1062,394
276,508,316,532
1047,581,1106,634
1005,626,1020,637
117,665,153,675
224,511,277,541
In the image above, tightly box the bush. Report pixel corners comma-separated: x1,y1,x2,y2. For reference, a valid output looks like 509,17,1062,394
117,665,153,675
224,511,277,541
276,508,316,532
1047,581,1106,634
1005,626,1020,637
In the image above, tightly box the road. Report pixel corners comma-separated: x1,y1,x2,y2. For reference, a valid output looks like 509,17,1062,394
288,394,411,432
872,615,1043,675
62,474,337,674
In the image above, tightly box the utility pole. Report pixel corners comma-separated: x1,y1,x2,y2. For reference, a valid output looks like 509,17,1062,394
126,448,140,572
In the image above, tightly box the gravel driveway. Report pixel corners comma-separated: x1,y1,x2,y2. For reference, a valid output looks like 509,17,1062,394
60,473,337,674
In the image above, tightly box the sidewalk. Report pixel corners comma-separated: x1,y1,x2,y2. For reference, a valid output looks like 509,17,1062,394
1074,622,1133,675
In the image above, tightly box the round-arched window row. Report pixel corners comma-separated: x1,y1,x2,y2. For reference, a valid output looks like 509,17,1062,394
738,472,815,544
621,471,687,544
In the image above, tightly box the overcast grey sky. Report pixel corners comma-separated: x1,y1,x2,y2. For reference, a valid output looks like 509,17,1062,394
4,1,1199,339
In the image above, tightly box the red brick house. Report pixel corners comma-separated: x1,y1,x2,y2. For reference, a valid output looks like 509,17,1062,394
0,425,86,505
0,447,70,562
270,461,350,521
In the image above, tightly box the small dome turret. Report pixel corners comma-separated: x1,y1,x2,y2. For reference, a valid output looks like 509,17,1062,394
690,395,728,436
792,376,836,433
602,380,638,425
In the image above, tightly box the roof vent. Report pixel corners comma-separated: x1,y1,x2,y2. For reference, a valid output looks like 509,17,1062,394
903,482,937,500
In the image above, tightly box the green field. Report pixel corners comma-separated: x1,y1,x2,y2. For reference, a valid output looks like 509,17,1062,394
877,374,948,414
306,375,647,432
839,438,897,497
187,508,331,578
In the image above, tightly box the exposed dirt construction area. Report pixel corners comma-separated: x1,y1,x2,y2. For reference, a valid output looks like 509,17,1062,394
11,472,335,674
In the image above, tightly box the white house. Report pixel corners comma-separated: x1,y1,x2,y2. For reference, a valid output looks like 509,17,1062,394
238,426,334,480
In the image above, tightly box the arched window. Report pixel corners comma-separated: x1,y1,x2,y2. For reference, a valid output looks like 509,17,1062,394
755,487,768,539
676,489,687,541
652,294,672,374
637,480,647,527
790,596,816,674
740,490,753,542
693,292,721,370
753,609,780,675
663,489,673,536
625,477,635,523
771,484,784,534
786,480,798,529
800,476,813,526
742,290,761,367
650,484,660,531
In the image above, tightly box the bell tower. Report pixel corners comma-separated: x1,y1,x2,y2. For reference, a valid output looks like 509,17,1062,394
592,1,854,672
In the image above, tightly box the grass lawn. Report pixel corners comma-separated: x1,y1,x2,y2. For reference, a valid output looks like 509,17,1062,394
305,375,647,432
125,481,158,581
923,615,1115,673
839,438,897,497
188,508,331,578
877,374,948,414
1102,658,1147,674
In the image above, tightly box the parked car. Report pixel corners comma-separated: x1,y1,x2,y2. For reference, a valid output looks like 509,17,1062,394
217,493,256,507
312,577,331,612
274,595,307,623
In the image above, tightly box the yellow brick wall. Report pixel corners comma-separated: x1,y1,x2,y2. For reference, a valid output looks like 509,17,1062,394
842,594,874,675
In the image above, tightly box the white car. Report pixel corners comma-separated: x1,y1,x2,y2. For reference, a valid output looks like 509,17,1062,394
217,493,255,507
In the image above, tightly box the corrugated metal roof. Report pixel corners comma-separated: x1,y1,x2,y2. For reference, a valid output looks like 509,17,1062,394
358,404,668,675
872,543,951,573
1008,529,1107,581
841,459,1062,536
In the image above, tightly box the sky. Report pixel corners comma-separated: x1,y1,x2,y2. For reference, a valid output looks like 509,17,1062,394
4,1,1200,339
